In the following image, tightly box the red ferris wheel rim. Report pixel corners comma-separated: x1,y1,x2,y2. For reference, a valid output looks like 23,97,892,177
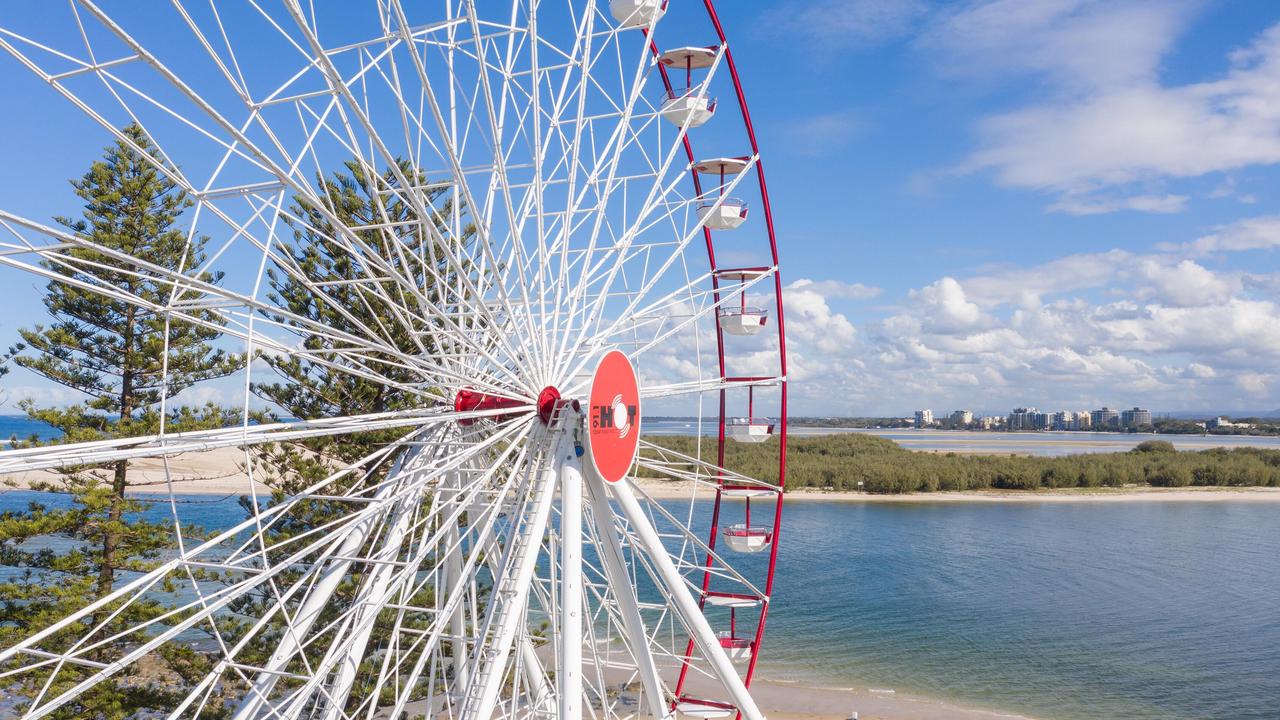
644,0,789,706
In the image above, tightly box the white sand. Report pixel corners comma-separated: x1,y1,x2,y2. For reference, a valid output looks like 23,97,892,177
1,446,269,496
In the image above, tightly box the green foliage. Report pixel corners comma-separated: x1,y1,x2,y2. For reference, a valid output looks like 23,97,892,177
641,433,1280,493
1,124,238,718
234,159,477,709
1133,439,1176,453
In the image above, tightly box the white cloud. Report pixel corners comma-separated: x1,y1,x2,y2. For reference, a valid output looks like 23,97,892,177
763,0,929,50
822,238,1280,414
1172,215,1280,254
781,283,857,354
787,278,881,300
1135,259,1238,307
922,0,1193,90
1183,363,1217,379
1236,372,1269,395
1047,193,1188,216
929,2,1280,213
910,277,986,333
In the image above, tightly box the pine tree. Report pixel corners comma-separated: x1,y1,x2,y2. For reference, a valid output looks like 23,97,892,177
234,159,477,707
0,123,239,718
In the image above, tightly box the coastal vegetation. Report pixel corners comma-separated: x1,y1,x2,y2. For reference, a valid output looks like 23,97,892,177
642,433,1280,493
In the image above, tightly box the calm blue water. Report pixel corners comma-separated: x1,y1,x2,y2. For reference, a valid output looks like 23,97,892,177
758,501,1280,720
0,489,1276,719
647,421,1280,457
0,415,60,443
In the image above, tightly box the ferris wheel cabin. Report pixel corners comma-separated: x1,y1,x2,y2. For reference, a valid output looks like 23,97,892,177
657,46,719,128
609,0,664,27
715,267,770,337
694,156,751,230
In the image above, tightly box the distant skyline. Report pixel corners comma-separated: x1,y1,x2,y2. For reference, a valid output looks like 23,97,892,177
2,1,1280,416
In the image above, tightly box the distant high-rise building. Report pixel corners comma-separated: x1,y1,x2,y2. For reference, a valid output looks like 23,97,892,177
1075,411,1092,430
914,409,934,428
950,410,973,426
1052,411,1072,431
1091,407,1119,429
1121,407,1152,428
1008,407,1037,430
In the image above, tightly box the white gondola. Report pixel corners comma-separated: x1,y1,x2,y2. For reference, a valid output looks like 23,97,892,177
675,699,736,719
721,523,773,553
719,306,767,336
660,89,716,128
726,416,774,442
609,0,664,27
717,632,754,663
720,484,777,499
704,593,762,609
698,197,748,230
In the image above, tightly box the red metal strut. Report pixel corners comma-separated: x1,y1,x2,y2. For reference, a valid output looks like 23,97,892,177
453,386,563,426
454,389,524,426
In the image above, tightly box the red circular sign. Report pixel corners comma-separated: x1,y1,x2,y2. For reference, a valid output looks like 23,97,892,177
587,350,641,484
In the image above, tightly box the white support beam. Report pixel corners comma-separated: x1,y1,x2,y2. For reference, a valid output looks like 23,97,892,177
610,481,765,720
558,442,585,720
585,466,671,720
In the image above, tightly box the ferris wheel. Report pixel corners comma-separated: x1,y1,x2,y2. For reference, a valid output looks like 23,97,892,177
0,1,788,718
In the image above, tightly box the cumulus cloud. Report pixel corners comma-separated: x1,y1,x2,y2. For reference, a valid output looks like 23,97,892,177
780,282,857,354
910,277,986,333
827,238,1280,414
1135,259,1239,307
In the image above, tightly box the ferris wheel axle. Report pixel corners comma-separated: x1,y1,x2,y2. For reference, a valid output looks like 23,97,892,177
453,385,565,426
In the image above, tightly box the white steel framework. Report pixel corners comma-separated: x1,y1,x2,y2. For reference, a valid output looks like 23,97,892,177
0,2,790,719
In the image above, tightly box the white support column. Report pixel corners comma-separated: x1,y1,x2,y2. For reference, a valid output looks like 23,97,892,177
585,467,671,720
611,481,765,720
558,442,584,720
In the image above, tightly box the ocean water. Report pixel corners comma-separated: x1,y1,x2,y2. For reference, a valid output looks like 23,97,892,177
645,421,1280,457
755,501,1280,720
0,415,60,443
0,490,1275,719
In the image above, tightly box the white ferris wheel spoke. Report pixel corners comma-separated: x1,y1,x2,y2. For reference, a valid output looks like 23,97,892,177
0,3,787,719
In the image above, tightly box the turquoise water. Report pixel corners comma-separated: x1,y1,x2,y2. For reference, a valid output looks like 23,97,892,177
0,490,1275,719
756,501,1280,720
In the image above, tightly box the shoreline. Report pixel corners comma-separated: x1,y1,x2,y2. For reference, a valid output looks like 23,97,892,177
3,446,1279,503
632,479,1280,503
745,676,1037,720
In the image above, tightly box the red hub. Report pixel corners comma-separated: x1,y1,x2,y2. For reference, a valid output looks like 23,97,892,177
536,386,561,425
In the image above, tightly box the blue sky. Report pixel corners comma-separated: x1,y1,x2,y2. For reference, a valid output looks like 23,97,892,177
2,1,1280,417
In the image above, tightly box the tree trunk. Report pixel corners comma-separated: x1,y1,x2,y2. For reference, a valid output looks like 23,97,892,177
99,307,136,600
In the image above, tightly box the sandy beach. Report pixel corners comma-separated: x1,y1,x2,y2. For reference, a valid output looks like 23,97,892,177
0,446,270,496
